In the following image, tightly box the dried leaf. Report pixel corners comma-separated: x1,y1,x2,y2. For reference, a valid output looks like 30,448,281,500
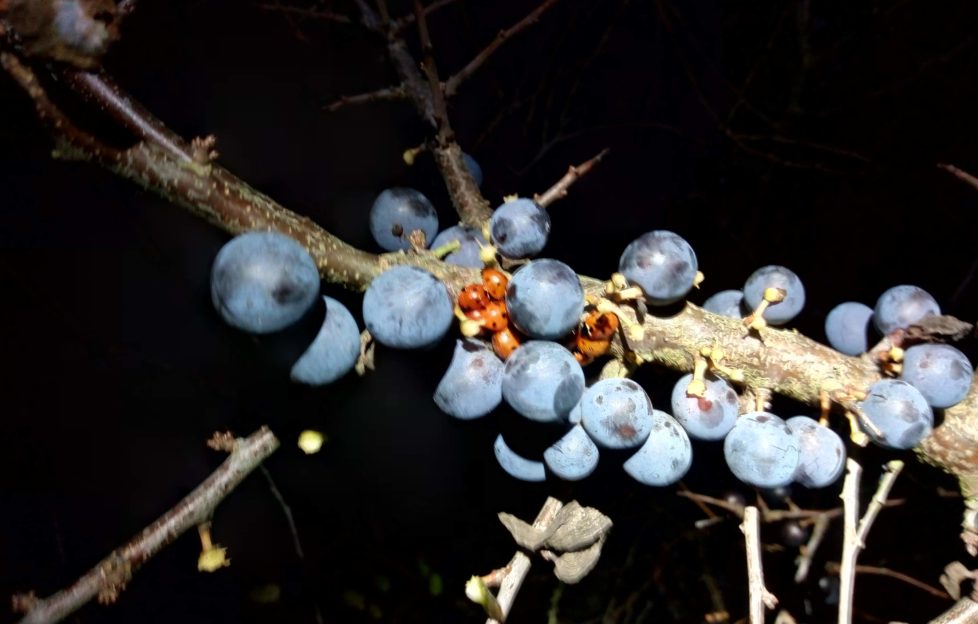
545,502,612,552
498,512,547,551
547,537,606,584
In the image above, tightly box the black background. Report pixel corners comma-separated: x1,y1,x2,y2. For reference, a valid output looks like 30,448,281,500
2,1,978,622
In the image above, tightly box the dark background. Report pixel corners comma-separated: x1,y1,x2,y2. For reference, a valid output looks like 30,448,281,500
2,1,978,622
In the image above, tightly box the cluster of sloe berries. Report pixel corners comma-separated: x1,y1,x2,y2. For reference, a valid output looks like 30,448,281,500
208,164,974,492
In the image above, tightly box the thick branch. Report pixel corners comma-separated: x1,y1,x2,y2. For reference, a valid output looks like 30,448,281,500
257,3,354,25
938,163,978,194
608,301,880,407
62,70,193,162
1,54,382,289
929,596,978,624
14,428,280,624
411,0,490,225
5,47,978,507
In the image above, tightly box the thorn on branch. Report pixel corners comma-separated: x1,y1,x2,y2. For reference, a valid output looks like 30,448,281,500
191,135,219,166
207,431,237,453
11,592,38,614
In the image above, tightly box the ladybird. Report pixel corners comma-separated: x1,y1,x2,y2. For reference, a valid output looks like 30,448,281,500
481,268,509,300
574,350,594,366
481,301,509,332
458,283,489,312
492,327,521,359
582,311,619,340
576,333,611,359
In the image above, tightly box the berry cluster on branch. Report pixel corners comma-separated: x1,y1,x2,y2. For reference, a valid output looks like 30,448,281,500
4,2,978,623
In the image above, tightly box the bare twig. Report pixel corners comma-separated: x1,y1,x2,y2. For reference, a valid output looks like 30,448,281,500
938,163,978,194
741,506,778,624
324,85,407,112
838,459,905,624
257,3,354,24
14,428,280,624
259,466,304,559
838,460,862,624
794,513,831,583
677,490,900,525
444,0,561,97
534,148,609,207
413,0,451,139
856,460,904,544
824,562,951,600
258,466,325,624
392,0,460,33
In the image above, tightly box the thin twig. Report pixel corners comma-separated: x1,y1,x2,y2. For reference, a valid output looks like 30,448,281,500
838,460,862,624
938,163,978,194
824,562,951,600
392,0,461,33
794,513,831,583
534,148,609,207
14,428,280,624
444,0,561,97
838,459,905,624
677,490,895,525
413,0,450,138
323,85,407,112
928,596,978,624
857,460,904,544
742,506,778,624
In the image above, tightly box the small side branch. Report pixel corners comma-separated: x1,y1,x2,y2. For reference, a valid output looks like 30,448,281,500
444,0,561,98
534,148,609,207
741,506,778,624
14,428,280,624
794,513,832,583
324,85,407,113
1,53,383,289
938,163,978,194
824,562,951,600
837,459,904,624
256,3,355,25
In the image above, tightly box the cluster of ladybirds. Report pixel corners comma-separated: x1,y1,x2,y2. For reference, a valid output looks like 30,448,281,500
455,268,620,365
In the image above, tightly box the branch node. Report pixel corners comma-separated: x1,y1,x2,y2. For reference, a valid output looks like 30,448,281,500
207,431,237,453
